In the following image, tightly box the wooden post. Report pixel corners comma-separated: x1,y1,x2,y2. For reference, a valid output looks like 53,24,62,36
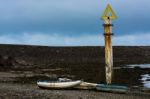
101,4,117,84
103,18,113,84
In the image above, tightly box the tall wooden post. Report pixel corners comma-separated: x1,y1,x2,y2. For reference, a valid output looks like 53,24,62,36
104,18,113,84
101,4,117,84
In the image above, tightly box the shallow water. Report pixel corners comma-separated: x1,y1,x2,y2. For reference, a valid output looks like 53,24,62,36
140,74,150,88
114,64,150,69
114,64,150,89
127,64,150,69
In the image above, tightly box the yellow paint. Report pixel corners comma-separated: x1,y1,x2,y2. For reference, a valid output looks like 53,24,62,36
101,4,117,20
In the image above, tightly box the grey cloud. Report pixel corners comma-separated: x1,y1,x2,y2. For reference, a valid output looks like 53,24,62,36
0,0,150,36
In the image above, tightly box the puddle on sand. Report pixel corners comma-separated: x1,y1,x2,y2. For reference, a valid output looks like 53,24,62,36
114,64,150,69
139,74,150,88
127,64,150,69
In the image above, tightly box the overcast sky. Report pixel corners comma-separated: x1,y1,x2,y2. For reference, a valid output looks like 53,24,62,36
0,0,150,46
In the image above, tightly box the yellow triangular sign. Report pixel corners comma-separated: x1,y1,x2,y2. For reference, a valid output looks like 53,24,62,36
101,4,117,20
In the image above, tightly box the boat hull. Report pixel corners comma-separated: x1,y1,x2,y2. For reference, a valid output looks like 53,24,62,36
96,84,128,93
74,82,97,89
37,80,81,89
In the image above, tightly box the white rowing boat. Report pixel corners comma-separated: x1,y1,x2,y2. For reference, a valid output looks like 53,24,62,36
37,80,81,89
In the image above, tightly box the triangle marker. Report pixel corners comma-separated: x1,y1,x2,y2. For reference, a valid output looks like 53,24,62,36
101,4,117,20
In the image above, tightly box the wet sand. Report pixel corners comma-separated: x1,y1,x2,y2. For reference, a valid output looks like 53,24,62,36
0,83,150,99
0,68,150,99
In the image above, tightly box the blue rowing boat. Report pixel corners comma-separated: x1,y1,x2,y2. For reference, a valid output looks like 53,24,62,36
96,84,128,93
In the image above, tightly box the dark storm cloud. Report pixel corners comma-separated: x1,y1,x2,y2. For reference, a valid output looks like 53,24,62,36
0,0,150,45
0,0,102,35
0,0,150,35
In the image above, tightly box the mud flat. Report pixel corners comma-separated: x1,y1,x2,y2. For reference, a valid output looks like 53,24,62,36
0,44,150,98
0,83,149,99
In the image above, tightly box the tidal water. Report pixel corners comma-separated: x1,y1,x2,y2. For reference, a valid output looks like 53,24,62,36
114,64,150,89
140,74,150,88
127,64,150,69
